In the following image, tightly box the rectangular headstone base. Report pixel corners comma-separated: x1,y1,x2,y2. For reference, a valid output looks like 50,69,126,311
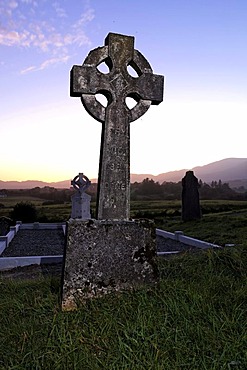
61,219,158,311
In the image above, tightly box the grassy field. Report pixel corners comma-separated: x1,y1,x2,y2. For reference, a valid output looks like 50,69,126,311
0,246,246,369
0,196,72,222
0,197,247,369
2,196,247,246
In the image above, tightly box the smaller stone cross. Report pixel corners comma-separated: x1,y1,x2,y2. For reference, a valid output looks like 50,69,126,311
71,173,91,219
71,33,164,220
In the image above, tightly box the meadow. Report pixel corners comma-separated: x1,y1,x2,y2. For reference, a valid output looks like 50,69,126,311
1,195,247,246
0,196,247,369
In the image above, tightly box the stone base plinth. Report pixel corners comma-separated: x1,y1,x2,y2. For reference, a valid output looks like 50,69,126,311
61,219,158,310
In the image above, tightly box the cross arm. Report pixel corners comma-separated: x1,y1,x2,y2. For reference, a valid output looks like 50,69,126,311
131,73,164,105
70,65,110,97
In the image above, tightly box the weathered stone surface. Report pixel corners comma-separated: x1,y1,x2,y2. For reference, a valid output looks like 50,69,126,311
61,219,158,310
62,33,163,309
71,33,164,220
71,193,91,219
182,171,201,221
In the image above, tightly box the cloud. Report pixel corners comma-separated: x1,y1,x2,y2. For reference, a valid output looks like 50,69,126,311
20,55,70,74
20,0,37,4
9,1,18,9
0,0,94,71
52,2,67,18
39,55,70,69
0,29,31,46
20,65,36,74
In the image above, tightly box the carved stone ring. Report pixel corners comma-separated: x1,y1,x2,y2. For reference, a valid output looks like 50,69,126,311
71,173,91,194
71,33,163,125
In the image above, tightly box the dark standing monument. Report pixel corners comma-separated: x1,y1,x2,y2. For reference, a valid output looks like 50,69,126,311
182,171,201,221
62,33,164,310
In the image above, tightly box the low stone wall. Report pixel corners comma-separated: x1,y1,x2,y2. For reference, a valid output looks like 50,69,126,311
0,222,66,270
0,255,63,271
0,224,21,255
156,229,222,250
0,222,223,271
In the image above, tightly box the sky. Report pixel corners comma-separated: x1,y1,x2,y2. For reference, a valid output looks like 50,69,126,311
1,0,247,182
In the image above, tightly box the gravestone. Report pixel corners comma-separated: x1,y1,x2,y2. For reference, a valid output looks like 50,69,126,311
70,32,164,220
62,33,164,310
182,171,201,221
71,173,91,219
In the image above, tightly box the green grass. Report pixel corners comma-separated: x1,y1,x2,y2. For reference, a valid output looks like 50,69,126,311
0,198,247,368
1,196,247,224
0,196,44,219
38,203,71,222
0,246,247,369
157,209,247,247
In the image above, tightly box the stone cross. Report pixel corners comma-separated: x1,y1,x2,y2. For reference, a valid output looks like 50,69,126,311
71,173,91,219
71,33,164,220
71,173,91,194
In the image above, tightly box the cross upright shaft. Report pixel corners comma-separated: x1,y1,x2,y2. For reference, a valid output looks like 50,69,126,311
71,33,164,220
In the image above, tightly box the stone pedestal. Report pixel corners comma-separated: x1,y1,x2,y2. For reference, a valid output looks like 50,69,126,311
71,192,91,219
61,219,158,310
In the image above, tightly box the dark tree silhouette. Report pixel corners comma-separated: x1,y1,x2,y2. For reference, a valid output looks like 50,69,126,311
10,202,37,223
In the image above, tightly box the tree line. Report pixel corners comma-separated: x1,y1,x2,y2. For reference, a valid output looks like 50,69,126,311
1,178,247,202
131,178,247,201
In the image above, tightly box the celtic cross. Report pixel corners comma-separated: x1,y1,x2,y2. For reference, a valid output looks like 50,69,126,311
71,33,164,220
71,173,91,195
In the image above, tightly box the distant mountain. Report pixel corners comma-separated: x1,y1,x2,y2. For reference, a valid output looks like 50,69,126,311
0,179,72,190
131,158,247,185
1,158,247,189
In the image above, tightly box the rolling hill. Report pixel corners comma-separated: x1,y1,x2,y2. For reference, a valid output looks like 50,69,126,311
0,158,247,189
130,158,247,184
